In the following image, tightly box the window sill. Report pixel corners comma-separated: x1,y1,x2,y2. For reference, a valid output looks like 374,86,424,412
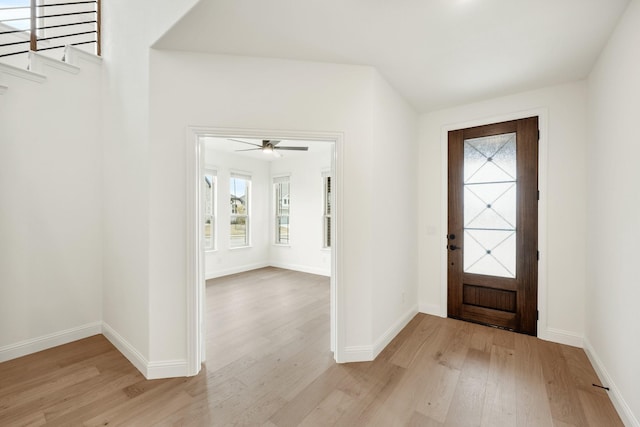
229,245,252,250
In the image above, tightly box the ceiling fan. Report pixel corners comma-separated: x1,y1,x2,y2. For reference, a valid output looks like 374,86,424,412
229,139,308,157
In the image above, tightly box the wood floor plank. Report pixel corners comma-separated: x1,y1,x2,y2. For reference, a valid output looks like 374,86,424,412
561,344,604,391
0,267,626,426
227,392,288,427
513,333,554,427
413,321,464,423
43,376,174,426
388,314,442,368
437,320,474,371
269,362,348,426
298,389,355,426
332,361,406,426
538,339,590,427
407,410,444,427
376,314,424,363
444,348,491,426
480,344,517,427
362,327,459,427
0,370,139,425
338,362,407,426
468,322,495,354
0,335,109,384
414,362,460,423
0,366,100,412
577,388,624,427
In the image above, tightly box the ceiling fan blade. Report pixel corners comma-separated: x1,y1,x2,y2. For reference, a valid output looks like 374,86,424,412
273,150,282,158
266,140,281,146
275,146,308,151
228,138,262,148
235,148,262,152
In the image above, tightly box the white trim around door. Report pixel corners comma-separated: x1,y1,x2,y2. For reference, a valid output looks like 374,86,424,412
185,126,345,376
439,108,551,341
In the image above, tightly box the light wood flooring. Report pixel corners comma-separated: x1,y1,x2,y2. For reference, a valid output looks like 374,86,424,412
0,267,623,426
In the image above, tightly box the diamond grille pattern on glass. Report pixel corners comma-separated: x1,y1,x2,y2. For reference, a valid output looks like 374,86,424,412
463,133,517,278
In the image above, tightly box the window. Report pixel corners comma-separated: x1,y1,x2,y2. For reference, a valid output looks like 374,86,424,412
274,176,290,245
203,170,217,251
322,173,331,248
229,173,250,248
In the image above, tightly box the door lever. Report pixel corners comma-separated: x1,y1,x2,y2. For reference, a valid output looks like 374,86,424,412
448,244,461,251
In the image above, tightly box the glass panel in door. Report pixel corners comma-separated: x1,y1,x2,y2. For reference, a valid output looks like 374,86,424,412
463,133,517,278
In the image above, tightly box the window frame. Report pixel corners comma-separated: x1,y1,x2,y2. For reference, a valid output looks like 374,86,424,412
203,169,217,251
273,175,291,246
229,173,251,249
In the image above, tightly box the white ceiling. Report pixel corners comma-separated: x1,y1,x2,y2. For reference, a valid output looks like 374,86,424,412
203,137,332,162
155,0,630,113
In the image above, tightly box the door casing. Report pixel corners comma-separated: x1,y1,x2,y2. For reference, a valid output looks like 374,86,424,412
185,126,344,376
437,109,549,339
447,117,538,334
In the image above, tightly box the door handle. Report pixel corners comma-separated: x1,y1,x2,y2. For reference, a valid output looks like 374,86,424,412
448,244,461,251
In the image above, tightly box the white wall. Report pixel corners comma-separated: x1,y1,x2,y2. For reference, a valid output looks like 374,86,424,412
0,56,103,360
371,71,420,350
148,51,372,362
418,80,588,345
586,1,640,425
148,50,419,364
269,148,332,277
100,0,198,370
203,148,270,278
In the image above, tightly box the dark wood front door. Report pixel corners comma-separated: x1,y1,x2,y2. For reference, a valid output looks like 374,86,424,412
447,117,538,335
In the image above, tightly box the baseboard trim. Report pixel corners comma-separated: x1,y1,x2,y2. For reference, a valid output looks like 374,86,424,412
147,359,189,380
583,339,640,427
538,327,584,348
0,322,102,363
101,323,189,379
419,303,444,317
207,262,331,280
101,322,150,377
2,322,193,379
268,262,330,277
373,306,419,359
206,262,270,280
342,345,373,362
342,306,419,364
